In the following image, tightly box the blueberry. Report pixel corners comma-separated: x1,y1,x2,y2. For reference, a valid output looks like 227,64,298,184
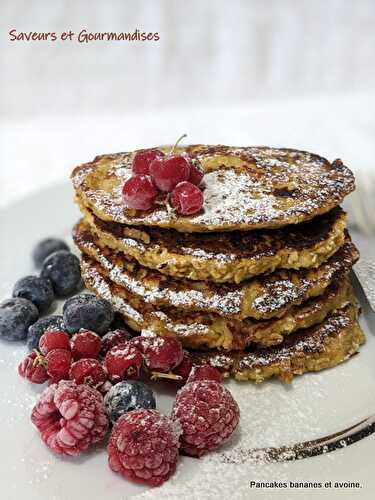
33,238,69,268
63,293,114,335
13,275,54,313
104,380,156,424
0,298,39,341
27,315,66,350
40,250,81,297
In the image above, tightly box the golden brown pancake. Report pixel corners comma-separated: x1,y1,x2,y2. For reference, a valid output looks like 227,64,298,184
77,204,347,283
79,254,355,350
189,304,365,382
72,145,355,233
74,220,358,321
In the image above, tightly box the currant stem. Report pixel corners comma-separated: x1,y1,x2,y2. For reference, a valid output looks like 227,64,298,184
170,134,187,155
150,371,183,381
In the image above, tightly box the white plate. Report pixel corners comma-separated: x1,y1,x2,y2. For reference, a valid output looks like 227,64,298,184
1,183,375,500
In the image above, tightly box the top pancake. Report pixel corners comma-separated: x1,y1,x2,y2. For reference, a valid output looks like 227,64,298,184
72,145,355,233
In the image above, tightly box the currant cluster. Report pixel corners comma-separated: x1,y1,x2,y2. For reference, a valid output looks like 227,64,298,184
122,135,205,215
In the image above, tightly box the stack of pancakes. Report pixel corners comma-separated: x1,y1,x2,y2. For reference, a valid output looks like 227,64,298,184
71,145,365,383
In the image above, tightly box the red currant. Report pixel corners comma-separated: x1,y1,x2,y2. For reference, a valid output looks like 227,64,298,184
173,350,193,385
101,329,133,356
149,155,190,192
141,336,183,372
71,329,101,361
122,175,158,210
46,348,72,382
69,358,107,388
132,149,165,175
18,351,48,384
104,343,143,382
187,365,222,383
39,330,70,355
171,181,204,215
186,157,204,186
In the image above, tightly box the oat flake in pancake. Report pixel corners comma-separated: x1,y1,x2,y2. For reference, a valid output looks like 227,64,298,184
77,203,347,283
71,145,355,233
74,220,358,321
189,304,365,382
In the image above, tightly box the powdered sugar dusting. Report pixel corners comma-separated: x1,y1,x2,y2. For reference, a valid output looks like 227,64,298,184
75,233,244,316
73,146,355,231
80,258,143,324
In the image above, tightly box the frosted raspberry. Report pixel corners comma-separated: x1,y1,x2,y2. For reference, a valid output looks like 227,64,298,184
187,365,222,384
140,336,183,372
107,409,181,487
31,380,108,456
171,380,240,457
71,329,101,360
101,329,133,356
39,330,70,355
18,351,48,384
69,358,107,389
104,343,143,382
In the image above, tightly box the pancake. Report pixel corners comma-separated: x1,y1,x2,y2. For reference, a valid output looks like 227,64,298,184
71,145,355,233
189,304,365,382
79,254,354,350
74,220,358,321
77,203,347,283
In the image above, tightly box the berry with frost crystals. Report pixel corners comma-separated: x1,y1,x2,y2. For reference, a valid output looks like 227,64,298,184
187,365,222,383
71,329,102,360
122,175,158,210
101,329,133,356
31,380,108,456
132,149,165,175
104,343,143,382
39,330,70,355
107,409,181,487
69,358,107,389
18,351,48,384
140,335,183,372
46,348,72,382
171,380,239,457
171,181,204,215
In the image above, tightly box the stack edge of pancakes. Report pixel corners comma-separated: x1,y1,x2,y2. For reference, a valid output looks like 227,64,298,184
71,145,365,383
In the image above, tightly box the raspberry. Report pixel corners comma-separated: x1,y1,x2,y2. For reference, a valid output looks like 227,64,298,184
187,365,222,384
31,380,108,456
46,348,72,382
18,351,48,384
173,351,193,384
71,329,101,360
141,336,183,372
104,343,143,382
132,149,165,175
101,329,133,356
150,155,190,193
39,330,70,355
171,181,204,215
122,175,158,211
186,157,204,186
107,409,181,487
69,359,107,389
171,380,240,457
